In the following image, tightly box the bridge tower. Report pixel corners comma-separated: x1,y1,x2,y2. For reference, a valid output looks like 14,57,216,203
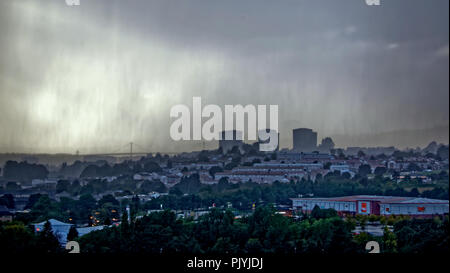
129,142,133,161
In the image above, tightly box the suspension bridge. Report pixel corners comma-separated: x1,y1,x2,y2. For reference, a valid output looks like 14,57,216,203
77,142,179,158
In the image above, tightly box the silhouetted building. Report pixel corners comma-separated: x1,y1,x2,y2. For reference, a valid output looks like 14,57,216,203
0,205,13,222
293,128,317,152
219,130,244,154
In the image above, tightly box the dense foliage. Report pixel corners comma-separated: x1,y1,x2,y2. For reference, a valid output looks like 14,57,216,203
0,220,62,254
76,207,362,253
3,161,49,181
1,206,448,254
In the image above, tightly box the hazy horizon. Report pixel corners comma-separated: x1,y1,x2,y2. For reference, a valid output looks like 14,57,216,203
0,0,448,154
0,124,448,155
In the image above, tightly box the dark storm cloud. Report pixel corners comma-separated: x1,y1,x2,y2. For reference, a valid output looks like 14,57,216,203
0,0,448,153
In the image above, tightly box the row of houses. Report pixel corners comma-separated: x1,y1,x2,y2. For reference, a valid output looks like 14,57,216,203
211,161,355,184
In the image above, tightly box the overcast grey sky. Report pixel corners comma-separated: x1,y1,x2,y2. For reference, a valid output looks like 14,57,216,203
0,0,448,153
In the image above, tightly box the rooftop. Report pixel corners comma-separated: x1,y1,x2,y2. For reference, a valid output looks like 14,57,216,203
291,195,449,204
34,218,73,227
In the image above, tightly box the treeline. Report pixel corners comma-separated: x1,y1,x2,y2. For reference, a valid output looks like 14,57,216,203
0,194,14,208
2,161,49,181
54,177,167,197
75,207,360,254
77,207,448,254
79,160,162,178
2,206,448,254
54,158,165,179
13,193,122,226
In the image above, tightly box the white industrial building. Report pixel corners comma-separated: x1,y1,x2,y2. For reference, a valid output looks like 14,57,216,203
291,195,449,217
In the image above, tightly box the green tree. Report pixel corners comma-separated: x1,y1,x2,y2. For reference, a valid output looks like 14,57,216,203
382,226,397,253
67,226,79,241
358,164,372,177
56,180,71,193
0,194,15,209
245,238,263,253
0,221,36,253
121,210,130,235
209,166,224,179
270,153,277,160
36,221,62,253
374,167,386,177
143,161,162,173
436,145,449,160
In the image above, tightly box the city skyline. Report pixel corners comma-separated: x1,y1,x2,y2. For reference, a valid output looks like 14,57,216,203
0,125,447,156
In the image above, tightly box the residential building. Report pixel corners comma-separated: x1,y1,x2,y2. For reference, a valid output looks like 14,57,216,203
293,128,317,152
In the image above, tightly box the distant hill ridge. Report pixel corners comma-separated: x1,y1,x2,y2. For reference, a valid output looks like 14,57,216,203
331,125,449,149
